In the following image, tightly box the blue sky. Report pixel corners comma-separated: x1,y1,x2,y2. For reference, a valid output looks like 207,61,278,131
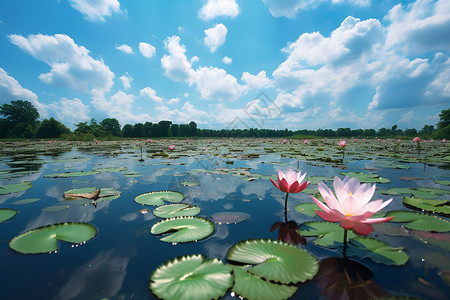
0,0,448,131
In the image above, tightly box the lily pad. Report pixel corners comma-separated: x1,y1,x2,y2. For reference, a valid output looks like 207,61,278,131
385,211,450,232
44,170,100,178
9,222,97,254
347,236,409,266
94,166,127,172
210,211,251,224
135,191,184,206
0,181,32,195
0,208,18,222
298,221,356,248
340,172,390,183
381,188,436,199
150,254,232,300
151,216,214,243
230,265,297,300
402,197,450,215
307,176,334,184
12,198,40,205
434,180,450,186
153,203,201,218
226,239,319,284
294,203,320,217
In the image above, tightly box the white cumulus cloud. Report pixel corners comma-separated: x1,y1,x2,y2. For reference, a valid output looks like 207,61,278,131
49,97,90,125
199,0,239,20
119,73,133,90
68,0,121,22
139,42,156,58
222,56,232,64
8,33,115,93
116,44,133,54
241,70,274,90
204,23,227,53
140,87,163,103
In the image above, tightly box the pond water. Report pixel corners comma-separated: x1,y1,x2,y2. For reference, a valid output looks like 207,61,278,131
0,139,449,299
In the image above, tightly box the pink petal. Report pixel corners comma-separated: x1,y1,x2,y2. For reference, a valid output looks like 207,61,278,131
340,219,355,229
311,196,332,213
288,180,300,193
361,216,394,224
294,181,310,193
316,210,342,222
285,170,297,184
341,196,359,215
270,178,280,190
278,178,289,193
351,222,373,235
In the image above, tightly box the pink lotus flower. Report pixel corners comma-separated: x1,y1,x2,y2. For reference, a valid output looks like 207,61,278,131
282,139,287,144
168,145,175,151
270,169,310,193
338,140,346,148
311,176,394,235
413,137,420,143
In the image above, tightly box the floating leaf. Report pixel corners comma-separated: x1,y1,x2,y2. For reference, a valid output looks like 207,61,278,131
411,231,450,251
294,203,320,217
44,170,100,178
210,211,251,224
9,222,97,254
227,239,319,284
230,265,297,300
153,203,201,218
151,216,214,243
307,176,334,184
381,188,436,199
0,208,18,222
434,180,450,186
402,197,450,215
94,166,127,172
385,211,450,232
340,172,390,183
150,255,232,300
347,236,409,266
135,191,184,206
0,181,32,195
298,221,356,248
12,198,40,205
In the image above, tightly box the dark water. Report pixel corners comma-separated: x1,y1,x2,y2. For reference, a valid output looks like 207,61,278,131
0,141,449,300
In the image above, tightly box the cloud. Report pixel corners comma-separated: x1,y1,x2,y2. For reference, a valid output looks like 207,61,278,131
139,87,163,103
175,101,209,123
139,42,156,58
9,33,115,93
119,73,133,90
204,23,227,53
241,70,274,90
168,97,180,105
0,67,48,118
199,0,239,20
222,56,232,64
262,0,370,18
68,0,121,22
161,35,244,101
48,97,90,125
385,0,450,54
116,44,133,54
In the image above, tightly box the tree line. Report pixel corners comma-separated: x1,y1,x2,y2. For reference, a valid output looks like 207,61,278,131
1,100,449,139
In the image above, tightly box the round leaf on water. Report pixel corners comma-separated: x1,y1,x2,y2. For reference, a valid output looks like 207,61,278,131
294,203,319,217
298,221,356,248
0,181,32,195
385,211,450,232
150,254,232,300
12,198,40,205
434,180,450,186
9,222,97,254
210,211,251,224
151,216,214,243
230,265,297,300
402,197,450,215
135,191,184,206
94,166,127,173
44,171,100,178
0,208,18,222
226,239,319,284
347,236,409,266
153,203,201,218
340,172,390,183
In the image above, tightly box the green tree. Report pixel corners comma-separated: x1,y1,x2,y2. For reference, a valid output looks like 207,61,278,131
0,100,39,124
133,123,145,137
433,108,450,139
158,120,172,137
188,121,197,136
35,118,70,138
122,124,134,137
101,118,121,136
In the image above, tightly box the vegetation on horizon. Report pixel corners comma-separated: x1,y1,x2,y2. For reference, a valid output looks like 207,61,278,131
1,100,449,140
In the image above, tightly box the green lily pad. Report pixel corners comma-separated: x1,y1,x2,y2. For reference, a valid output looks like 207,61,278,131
230,265,297,300
385,211,450,232
298,221,356,248
153,203,201,218
94,166,127,172
347,236,409,266
340,172,390,183
9,222,97,254
12,198,40,205
381,188,436,199
135,191,184,206
294,203,320,217
402,197,450,215
150,254,232,300
151,216,214,243
210,212,251,224
0,181,32,195
411,231,450,251
434,180,450,186
307,176,334,184
226,239,319,284
44,170,100,178
0,208,18,222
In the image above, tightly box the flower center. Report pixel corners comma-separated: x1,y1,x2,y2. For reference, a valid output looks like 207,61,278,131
348,191,352,196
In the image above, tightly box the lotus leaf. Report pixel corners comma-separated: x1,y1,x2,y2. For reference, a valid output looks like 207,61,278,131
294,203,320,217
44,171,100,178
402,197,450,215
151,216,214,243
385,211,450,232
226,239,319,284
0,181,32,195
0,208,18,222
12,198,40,205
150,254,232,300
347,236,409,266
340,172,390,183
135,191,184,206
298,221,356,248
9,222,97,254
153,203,201,218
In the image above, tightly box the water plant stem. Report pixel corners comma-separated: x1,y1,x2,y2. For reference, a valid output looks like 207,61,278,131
284,192,289,212
343,228,348,257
